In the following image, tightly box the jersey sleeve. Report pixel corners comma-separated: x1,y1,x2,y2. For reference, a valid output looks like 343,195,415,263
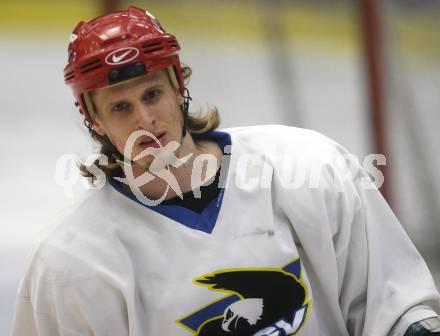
11,295,40,336
327,138,440,335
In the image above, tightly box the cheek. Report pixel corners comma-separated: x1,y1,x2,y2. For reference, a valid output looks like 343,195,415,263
104,126,131,154
113,137,127,155
160,94,181,118
165,101,183,126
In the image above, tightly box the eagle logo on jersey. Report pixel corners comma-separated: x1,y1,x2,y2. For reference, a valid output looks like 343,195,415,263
177,259,311,335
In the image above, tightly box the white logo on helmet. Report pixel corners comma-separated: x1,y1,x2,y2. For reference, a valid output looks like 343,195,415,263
105,47,140,65
69,34,78,43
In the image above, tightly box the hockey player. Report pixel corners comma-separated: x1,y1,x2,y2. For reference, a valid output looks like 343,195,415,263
11,6,440,336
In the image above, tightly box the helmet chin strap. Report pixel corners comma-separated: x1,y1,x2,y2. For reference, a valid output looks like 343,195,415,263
180,87,192,141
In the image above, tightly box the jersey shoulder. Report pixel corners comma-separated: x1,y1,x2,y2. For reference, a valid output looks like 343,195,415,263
17,185,126,298
223,124,340,150
222,124,365,214
222,124,349,169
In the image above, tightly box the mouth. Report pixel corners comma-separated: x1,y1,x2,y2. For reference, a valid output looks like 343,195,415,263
138,131,166,149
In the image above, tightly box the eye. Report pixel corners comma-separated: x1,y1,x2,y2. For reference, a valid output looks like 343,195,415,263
143,89,160,102
112,101,130,112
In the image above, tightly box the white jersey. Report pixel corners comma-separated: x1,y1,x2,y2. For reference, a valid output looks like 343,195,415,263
12,125,440,336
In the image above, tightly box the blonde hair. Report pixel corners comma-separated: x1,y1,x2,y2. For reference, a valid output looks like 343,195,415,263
79,65,220,182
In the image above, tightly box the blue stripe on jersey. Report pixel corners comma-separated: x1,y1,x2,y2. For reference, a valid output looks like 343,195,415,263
108,130,231,234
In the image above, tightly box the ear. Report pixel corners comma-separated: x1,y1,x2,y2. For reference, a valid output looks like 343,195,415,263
177,94,184,105
90,116,106,136
86,113,106,136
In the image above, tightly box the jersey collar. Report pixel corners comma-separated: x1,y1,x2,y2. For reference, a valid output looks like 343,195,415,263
108,130,232,234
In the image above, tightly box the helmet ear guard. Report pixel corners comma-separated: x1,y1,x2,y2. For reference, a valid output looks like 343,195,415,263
82,92,96,121
167,66,181,92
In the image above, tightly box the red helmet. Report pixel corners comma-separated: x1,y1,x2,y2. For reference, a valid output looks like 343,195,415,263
64,6,184,123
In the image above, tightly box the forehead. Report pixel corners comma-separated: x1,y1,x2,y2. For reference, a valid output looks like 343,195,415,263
93,69,169,99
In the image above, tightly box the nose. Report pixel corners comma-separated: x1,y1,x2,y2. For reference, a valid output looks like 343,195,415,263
132,101,156,129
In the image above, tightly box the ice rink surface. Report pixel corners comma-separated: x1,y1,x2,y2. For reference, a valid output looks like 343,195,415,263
1,38,439,334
